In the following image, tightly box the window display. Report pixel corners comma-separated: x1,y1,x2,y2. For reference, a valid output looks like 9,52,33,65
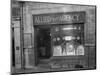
76,45,84,55
52,24,84,56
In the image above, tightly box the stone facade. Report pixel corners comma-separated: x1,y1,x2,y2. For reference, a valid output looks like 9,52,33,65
11,1,96,74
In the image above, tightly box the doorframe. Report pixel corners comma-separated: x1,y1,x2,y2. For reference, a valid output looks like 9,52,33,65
34,25,53,65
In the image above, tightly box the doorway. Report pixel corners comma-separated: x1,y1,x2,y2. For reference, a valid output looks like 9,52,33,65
35,26,51,60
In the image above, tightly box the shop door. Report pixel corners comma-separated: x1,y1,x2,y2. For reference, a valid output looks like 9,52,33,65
34,26,51,65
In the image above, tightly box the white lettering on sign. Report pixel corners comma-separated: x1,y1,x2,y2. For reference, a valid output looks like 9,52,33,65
33,12,85,25
35,15,79,23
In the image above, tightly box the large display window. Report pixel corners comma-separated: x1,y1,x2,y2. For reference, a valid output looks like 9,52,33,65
52,24,84,56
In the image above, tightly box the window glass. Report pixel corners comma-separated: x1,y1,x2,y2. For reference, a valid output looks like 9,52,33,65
52,24,84,56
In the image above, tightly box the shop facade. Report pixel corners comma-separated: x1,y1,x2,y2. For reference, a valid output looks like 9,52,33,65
11,1,96,74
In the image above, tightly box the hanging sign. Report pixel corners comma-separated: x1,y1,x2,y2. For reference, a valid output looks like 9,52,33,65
33,12,85,25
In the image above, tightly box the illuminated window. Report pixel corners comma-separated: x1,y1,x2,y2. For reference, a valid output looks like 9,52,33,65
52,24,84,56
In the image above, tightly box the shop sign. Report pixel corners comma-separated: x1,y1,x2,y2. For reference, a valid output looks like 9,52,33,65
33,12,85,25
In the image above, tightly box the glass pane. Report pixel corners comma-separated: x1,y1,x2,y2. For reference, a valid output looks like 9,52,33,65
52,24,84,56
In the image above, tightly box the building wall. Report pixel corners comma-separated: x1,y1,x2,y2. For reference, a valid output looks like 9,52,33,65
11,1,21,69
12,1,96,69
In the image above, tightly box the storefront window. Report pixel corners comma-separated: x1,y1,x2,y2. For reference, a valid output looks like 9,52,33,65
52,24,84,56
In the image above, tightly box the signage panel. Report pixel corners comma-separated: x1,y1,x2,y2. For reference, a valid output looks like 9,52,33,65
33,12,85,25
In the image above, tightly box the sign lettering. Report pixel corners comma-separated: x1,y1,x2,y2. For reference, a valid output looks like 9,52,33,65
33,12,85,25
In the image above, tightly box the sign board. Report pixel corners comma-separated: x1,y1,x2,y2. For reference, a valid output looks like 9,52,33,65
33,12,85,25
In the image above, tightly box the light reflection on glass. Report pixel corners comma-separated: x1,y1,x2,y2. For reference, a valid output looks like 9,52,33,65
62,27,77,30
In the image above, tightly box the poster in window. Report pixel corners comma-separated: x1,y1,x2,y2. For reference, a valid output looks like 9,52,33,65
66,43,75,55
76,45,84,55
53,46,62,56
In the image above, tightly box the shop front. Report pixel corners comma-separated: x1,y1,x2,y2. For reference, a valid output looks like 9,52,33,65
11,1,96,74
33,12,87,69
